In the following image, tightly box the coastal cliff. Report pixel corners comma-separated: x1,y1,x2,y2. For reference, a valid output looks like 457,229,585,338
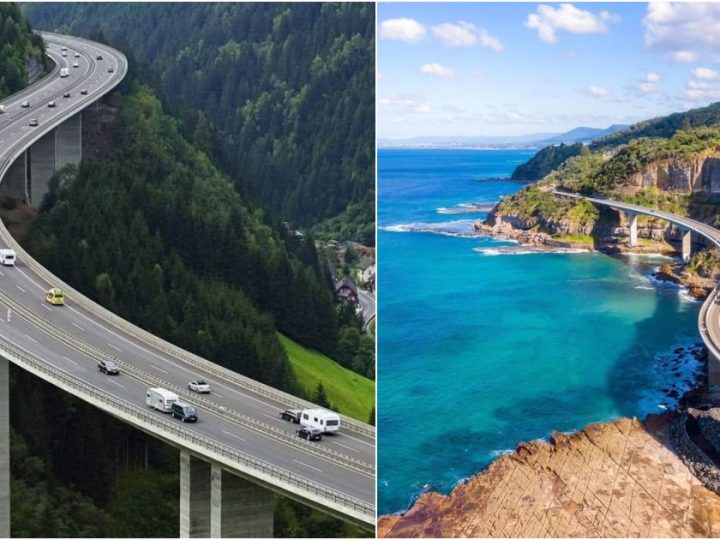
379,415,720,538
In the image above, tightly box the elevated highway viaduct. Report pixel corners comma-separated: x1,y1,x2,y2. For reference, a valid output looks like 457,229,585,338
0,32,375,537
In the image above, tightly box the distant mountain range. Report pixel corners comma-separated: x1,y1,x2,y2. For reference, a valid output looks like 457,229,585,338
378,124,630,149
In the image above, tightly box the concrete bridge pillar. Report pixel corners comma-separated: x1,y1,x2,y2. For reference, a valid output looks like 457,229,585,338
0,356,9,537
180,451,212,538
0,151,29,201
681,227,693,262
27,111,82,208
709,349,720,388
628,213,638,247
180,452,273,538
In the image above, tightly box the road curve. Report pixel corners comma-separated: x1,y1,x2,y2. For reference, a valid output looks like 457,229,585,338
555,191,720,384
0,32,375,526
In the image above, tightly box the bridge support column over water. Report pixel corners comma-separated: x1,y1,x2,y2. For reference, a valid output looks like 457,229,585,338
628,213,638,247
0,356,9,537
681,227,693,262
180,451,273,538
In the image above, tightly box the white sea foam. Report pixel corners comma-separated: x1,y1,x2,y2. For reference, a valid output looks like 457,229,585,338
381,220,480,237
473,247,591,256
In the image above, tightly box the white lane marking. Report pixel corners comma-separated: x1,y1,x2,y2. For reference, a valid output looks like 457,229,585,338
222,430,247,442
60,355,78,367
336,432,375,448
213,392,224,398
150,364,168,374
0,270,4,277
263,412,281,421
293,460,323,473
107,343,122,352
41,304,52,312
71,322,85,332
15,285,25,293
24,334,38,344
107,379,125,389
330,441,360,453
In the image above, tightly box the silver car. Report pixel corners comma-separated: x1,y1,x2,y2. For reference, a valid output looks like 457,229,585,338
188,380,211,394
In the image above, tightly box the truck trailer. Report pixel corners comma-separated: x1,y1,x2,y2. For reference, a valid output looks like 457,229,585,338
146,387,178,413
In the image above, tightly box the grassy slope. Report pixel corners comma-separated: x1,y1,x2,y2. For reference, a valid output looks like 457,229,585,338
279,334,374,422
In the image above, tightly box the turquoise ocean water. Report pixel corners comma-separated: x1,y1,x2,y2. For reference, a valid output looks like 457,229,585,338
378,148,703,514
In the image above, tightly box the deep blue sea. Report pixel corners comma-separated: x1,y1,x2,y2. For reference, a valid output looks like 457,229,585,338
377,148,703,515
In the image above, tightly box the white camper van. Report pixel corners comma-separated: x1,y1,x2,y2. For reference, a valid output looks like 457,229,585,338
300,408,340,434
0,249,16,266
146,387,178,413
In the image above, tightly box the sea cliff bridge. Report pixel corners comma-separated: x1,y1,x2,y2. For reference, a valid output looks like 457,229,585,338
555,191,720,388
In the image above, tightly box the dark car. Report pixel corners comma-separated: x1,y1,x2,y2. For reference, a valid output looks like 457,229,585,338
63,92,71,98
297,427,322,441
96,54,103,60
80,89,88,95
280,409,301,423
171,401,198,423
107,66,114,73
98,359,120,375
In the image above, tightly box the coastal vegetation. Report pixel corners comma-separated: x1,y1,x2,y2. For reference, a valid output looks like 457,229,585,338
496,118,720,234
511,142,586,181
24,3,375,245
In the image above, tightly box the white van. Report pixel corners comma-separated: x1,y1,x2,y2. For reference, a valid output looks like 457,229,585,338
146,388,179,413
0,249,16,266
0,105,5,114
60,67,69,78
300,408,341,434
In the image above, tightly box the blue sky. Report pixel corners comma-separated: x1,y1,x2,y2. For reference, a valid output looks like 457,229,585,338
378,2,720,139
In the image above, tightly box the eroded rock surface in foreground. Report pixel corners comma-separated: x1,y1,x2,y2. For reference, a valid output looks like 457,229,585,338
379,416,720,538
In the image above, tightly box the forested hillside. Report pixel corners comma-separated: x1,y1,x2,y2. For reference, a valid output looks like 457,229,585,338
0,3,46,98
511,142,586,181
591,102,720,150
25,3,375,244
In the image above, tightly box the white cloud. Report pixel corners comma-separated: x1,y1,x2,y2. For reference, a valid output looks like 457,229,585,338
431,21,504,51
579,85,629,103
378,96,432,113
644,3,720,62
582,85,610,100
669,50,699,63
379,18,426,43
691,67,720,80
419,63,456,79
639,72,661,94
681,68,720,101
525,4,619,44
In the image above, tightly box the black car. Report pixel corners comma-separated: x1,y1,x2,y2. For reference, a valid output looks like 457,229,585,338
63,92,71,98
96,54,103,60
171,402,198,423
80,89,88,95
297,427,322,441
280,409,301,423
98,359,120,375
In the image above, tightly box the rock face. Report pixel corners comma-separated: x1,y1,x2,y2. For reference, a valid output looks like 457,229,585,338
626,150,720,195
378,416,720,538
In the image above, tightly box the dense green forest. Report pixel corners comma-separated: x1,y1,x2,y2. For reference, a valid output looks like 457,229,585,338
12,78,370,540
0,3,46,98
25,3,375,244
510,142,586,181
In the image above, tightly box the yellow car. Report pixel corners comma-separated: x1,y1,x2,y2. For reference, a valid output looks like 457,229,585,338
46,288,65,306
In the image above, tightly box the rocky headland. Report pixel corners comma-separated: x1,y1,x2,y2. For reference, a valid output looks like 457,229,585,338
379,414,720,538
